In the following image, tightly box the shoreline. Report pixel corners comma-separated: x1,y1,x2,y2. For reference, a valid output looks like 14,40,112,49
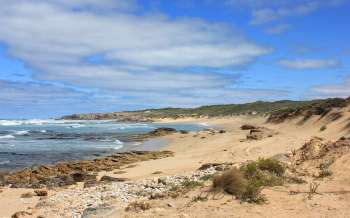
0,120,206,173
1,112,350,217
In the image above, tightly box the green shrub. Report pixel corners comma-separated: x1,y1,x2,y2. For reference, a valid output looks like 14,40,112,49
240,158,285,187
286,176,307,184
199,174,214,181
241,183,267,204
318,169,333,178
181,179,203,190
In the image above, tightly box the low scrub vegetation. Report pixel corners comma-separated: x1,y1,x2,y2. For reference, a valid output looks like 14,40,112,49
212,158,286,204
268,98,348,123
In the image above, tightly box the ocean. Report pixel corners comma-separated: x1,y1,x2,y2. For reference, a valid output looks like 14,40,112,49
0,119,207,170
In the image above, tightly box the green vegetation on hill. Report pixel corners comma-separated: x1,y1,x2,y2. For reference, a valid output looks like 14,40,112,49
62,97,350,120
268,97,350,123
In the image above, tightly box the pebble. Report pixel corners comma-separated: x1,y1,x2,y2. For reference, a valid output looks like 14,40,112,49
38,167,217,217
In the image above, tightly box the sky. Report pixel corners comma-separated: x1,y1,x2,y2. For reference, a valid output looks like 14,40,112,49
0,0,349,118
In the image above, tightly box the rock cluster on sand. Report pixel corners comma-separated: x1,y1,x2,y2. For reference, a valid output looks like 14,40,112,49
0,151,173,188
293,137,350,165
35,167,217,217
241,125,277,140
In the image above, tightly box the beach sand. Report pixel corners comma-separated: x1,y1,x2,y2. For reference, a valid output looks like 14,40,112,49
1,109,350,217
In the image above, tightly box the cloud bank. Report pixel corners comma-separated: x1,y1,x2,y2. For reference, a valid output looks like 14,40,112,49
278,59,341,70
0,0,290,117
227,0,347,24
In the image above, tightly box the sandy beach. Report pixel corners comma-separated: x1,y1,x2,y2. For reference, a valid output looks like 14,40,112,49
1,108,350,217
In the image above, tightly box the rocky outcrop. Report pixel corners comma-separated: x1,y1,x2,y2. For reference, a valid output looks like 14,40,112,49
1,151,173,188
293,137,350,164
61,112,153,122
241,125,277,140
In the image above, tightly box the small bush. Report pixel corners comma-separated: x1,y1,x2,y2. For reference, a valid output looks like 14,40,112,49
212,158,286,204
191,195,208,202
255,158,286,177
125,201,151,212
318,169,333,178
199,174,213,181
212,168,247,198
240,158,285,187
320,125,327,132
286,176,307,184
241,184,266,204
181,179,203,190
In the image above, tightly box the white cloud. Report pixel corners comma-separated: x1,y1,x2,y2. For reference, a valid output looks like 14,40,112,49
278,59,341,70
0,1,270,85
311,77,350,98
0,0,283,114
227,0,348,24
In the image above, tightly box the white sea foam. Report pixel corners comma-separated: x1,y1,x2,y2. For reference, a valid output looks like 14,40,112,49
67,124,86,128
14,130,29,135
113,145,123,150
115,139,124,145
0,120,22,126
0,160,10,165
0,135,15,139
199,122,209,126
113,139,124,150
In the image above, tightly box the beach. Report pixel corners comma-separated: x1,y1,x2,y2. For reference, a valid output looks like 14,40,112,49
1,108,350,217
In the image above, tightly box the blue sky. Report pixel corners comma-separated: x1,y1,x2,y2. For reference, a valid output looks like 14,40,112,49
0,0,349,118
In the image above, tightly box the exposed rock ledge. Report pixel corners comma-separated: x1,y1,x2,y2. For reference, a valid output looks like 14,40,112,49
0,151,173,189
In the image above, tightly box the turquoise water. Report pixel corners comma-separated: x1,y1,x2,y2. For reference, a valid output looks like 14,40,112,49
0,119,207,170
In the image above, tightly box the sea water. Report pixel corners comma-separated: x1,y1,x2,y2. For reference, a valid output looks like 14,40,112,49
0,119,205,170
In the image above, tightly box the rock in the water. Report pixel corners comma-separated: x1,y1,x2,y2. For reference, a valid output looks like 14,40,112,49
146,128,177,137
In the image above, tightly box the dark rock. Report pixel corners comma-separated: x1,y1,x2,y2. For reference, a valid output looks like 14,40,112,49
82,205,117,218
34,189,48,197
146,128,177,137
152,171,163,175
20,192,34,198
241,125,258,130
100,176,129,183
179,130,189,134
218,130,226,134
158,177,167,185
2,151,173,188
84,180,99,188
71,172,97,183
11,211,32,218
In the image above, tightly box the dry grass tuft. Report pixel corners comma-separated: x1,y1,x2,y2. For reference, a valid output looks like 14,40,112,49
125,201,151,212
213,168,247,197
